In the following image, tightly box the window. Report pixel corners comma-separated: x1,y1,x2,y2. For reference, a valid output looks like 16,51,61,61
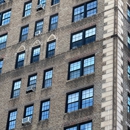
11,80,21,98
66,87,93,113
40,100,50,120
24,105,33,119
43,69,53,88
0,34,7,50
38,0,46,6
46,41,56,58
31,46,40,63
23,1,32,17
73,0,97,22
128,33,130,48
49,14,58,31
20,25,29,42
0,10,11,26
7,110,17,130
0,0,5,4
65,122,92,130
35,20,43,35
68,56,95,80
0,59,3,74
28,74,37,87
128,95,130,113
15,52,25,68
128,6,130,22
51,0,59,5
128,63,130,78
71,27,96,49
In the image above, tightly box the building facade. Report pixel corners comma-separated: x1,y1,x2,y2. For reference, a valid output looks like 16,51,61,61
0,0,129,130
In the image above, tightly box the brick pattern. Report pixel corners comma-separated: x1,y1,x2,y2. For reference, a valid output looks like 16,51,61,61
101,0,115,129
116,0,124,129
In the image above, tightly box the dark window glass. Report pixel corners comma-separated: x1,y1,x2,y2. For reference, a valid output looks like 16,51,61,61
0,10,11,25
24,105,33,118
128,63,130,79
69,56,95,80
46,41,56,58
43,69,53,88
0,0,5,4
11,80,21,98
65,122,92,130
128,95,130,113
49,14,58,31
31,46,40,63
38,0,46,6
0,34,7,50
128,33,130,48
23,1,32,17
28,74,37,86
73,1,97,22
128,6,130,22
51,0,59,5
15,52,25,68
0,59,3,73
67,88,93,113
7,110,17,130
40,100,50,120
71,27,96,49
35,20,43,34
20,25,29,42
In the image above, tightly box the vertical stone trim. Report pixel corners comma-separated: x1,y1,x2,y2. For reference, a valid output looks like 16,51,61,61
101,0,114,129
116,0,124,130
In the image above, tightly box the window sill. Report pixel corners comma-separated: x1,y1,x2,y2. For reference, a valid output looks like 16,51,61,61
0,23,10,28
67,72,95,83
51,3,60,7
22,15,31,21
9,96,20,101
41,86,52,92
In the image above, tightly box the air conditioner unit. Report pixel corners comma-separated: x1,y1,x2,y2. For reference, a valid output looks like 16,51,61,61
26,84,36,92
35,30,42,36
22,117,31,125
36,4,45,11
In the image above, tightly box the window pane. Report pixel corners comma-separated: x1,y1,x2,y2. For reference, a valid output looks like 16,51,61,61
128,96,130,112
85,28,96,38
50,15,58,30
67,92,79,112
0,60,3,68
29,75,37,85
87,1,97,10
36,20,43,32
47,41,56,58
66,126,77,130
52,0,59,5
84,57,94,75
39,0,46,5
24,2,32,17
41,101,50,120
128,7,130,21
21,26,29,41
18,53,25,61
44,70,53,88
82,88,93,108
25,106,33,118
80,122,92,130
74,5,84,22
14,80,21,90
0,34,7,50
2,11,11,25
8,110,17,130
70,61,81,71
33,47,40,56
